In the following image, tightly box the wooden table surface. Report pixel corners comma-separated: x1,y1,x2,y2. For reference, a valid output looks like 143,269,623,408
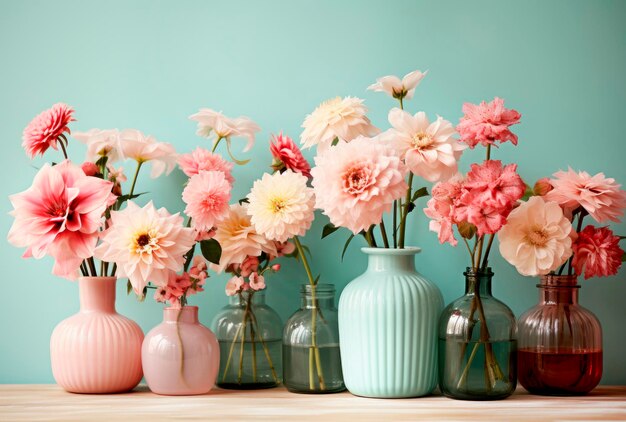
0,385,624,421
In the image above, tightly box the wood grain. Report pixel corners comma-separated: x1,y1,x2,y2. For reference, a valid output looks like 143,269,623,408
0,385,624,421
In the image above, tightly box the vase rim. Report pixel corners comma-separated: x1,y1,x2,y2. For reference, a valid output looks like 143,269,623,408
299,283,335,293
78,276,117,282
361,246,421,255
539,273,579,288
164,305,198,311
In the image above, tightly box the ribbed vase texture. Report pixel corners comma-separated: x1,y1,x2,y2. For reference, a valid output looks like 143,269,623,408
142,306,220,395
50,277,144,394
338,247,443,398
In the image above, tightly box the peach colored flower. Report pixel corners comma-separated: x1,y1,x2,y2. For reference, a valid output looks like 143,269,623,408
300,97,379,152
7,161,113,279
572,225,623,279
225,276,245,296
386,108,465,182
457,97,521,148
22,103,75,158
270,132,311,178
177,147,234,184
212,204,277,272
367,69,427,100
118,129,177,178
74,129,123,163
94,201,196,294
182,171,231,231
498,196,575,276
247,171,315,242
545,168,626,223
189,108,260,152
311,136,408,234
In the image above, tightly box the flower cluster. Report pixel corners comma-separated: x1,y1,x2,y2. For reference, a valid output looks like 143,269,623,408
154,257,208,307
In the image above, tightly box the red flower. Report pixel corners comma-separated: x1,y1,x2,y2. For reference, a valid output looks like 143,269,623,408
572,225,623,279
270,132,311,178
22,103,75,158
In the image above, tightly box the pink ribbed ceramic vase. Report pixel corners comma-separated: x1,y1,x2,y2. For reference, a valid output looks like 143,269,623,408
50,277,144,394
142,306,220,395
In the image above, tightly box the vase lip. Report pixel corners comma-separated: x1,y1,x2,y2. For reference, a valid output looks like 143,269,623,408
78,276,117,282
539,273,579,288
299,283,335,293
463,266,494,276
164,305,198,312
361,246,421,255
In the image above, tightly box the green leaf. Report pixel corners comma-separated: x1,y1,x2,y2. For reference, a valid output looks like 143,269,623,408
622,253,626,262
331,137,339,147
341,234,356,262
410,187,429,203
200,239,222,265
238,197,250,205
321,223,340,239
117,192,147,203
313,274,321,285
521,183,534,201
126,280,133,296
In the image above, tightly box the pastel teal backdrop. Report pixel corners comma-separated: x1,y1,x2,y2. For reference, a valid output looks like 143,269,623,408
1,0,625,384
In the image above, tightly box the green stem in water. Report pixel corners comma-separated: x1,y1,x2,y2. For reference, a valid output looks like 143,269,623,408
398,173,414,248
175,307,189,388
237,294,251,384
247,307,279,383
221,322,243,383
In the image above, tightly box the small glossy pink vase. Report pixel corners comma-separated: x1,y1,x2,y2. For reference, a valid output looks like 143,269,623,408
142,306,220,395
50,277,144,393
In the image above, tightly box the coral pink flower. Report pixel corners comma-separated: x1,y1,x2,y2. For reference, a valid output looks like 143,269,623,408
182,171,231,231
195,227,217,242
225,276,245,296
118,129,178,178
457,97,521,148
249,272,266,291
311,136,408,234
545,168,626,223
461,160,526,210
22,103,75,158
81,162,99,177
270,133,312,178
271,264,281,272
498,196,575,276
300,97,379,152
74,129,123,163
386,109,465,182
240,256,260,277
94,201,196,294
189,109,260,153
7,161,114,279
423,178,464,246
189,256,208,288
367,69,428,100
572,225,623,279
177,147,235,184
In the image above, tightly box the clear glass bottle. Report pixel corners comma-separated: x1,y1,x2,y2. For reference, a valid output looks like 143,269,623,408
517,274,602,395
438,268,517,400
211,291,282,389
283,284,345,394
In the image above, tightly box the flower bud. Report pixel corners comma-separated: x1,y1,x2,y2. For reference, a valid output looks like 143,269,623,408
271,264,281,272
533,178,553,196
458,221,477,239
81,162,99,177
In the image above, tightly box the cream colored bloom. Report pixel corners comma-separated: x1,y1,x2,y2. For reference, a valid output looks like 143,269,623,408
300,97,379,152
367,69,428,100
118,129,177,178
247,171,315,242
498,196,575,276
189,108,260,152
74,129,123,163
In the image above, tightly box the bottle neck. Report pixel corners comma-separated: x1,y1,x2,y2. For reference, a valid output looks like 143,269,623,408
464,268,493,297
229,291,266,307
79,277,117,313
538,274,579,305
300,284,335,309
364,247,419,273
163,306,199,323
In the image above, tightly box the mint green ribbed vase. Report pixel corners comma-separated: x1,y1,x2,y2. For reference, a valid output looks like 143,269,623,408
338,247,443,398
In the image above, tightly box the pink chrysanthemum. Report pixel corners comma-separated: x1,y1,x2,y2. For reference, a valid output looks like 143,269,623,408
177,147,234,184
182,171,231,231
270,133,312,178
545,168,626,223
7,161,114,279
572,225,623,279
311,136,408,234
94,201,196,294
22,103,75,158
457,97,521,148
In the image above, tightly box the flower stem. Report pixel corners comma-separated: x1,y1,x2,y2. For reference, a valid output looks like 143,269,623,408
568,210,587,275
221,322,243,383
248,307,278,382
58,135,69,160
128,161,143,198
176,307,189,387
238,296,251,384
211,137,223,153
379,219,390,249
392,201,398,248
399,173,414,248
486,144,491,161
480,234,495,271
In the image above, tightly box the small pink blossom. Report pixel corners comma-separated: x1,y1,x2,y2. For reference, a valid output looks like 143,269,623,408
182,171,231,231
572,225,623,279
107,166,127,183
177,147,235,184
367,69,428,100
81,162,99,177
189,256,208,283
457,97,521,148
225,276,245,296
22,103,75,158
423,178,463,246
270,132,312,178
275,241,296,256
195,228,217,242
249,272,266,291
271,264,281,272
240,256,260,277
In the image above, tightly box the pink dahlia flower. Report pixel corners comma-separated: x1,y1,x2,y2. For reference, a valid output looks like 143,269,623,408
22,103,75,158
367,69,428,100
572,225,623,279
182,171,231,231
423,178,464,246
177,147,234,184
7,160,114,279
189,108,260,153
457,97,521,148
545,168,626,223
94,201,196,294
498,196,575,276
270,132,312,178
386,108,465,182
311,136,408,234
118,129,178,178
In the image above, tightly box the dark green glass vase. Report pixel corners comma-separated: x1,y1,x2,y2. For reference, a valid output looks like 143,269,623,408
438,268,517,400
283,284,346,393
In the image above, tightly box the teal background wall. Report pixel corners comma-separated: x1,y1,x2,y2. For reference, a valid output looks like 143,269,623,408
1,0,625,384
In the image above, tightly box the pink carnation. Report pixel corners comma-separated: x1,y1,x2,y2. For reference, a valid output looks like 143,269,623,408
311,136,408,234
457,97,521,148
462,160,526,210
182,171,231,231
22,103,75,158
270,132,312,178
545,168,626,223
423,178,463,246
572,225,623,279
177,147,235,184
7,161,114,279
